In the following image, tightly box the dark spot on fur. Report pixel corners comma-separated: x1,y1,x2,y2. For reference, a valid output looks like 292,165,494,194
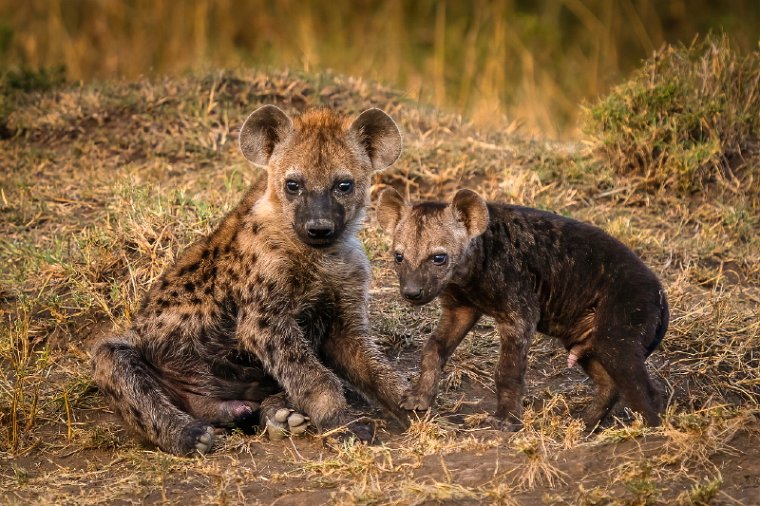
251,222,261,234
258,316,271,329
178,264,195,276
129,406,147,432
170,290,179,298
106,342,132,355
184,281,195,293
129,405,143,420
134,376,155,396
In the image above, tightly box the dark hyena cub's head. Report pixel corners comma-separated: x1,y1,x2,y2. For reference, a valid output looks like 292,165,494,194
239,105,402,247
377,188,489,305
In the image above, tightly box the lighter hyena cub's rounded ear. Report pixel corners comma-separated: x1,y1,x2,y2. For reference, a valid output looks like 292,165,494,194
349,109,403,171
451,189,489,238
239,105,293,166
377,188,407,233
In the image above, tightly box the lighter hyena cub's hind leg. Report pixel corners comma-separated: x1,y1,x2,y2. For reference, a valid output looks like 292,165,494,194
185,393,309,440
182,393,260,428
91,334,215,455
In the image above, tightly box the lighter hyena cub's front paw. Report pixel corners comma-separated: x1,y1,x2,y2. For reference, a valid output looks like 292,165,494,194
400,387,435,411
264,408,310,441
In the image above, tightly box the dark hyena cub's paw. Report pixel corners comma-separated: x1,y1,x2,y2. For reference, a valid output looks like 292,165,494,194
400,387,435,411
484,415,523,432
264,408,310,441
180,421,216,455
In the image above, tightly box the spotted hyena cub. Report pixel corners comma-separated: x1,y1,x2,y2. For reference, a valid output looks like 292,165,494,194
377,188,668,429
91,105,409,455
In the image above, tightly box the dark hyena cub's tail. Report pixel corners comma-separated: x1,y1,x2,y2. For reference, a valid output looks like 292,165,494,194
645,291,669,358
90,332,214,455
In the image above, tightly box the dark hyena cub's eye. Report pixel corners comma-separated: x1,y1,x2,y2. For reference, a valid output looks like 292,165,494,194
335,180,354,194
285,180,301,194
431,253,448,266
394,252,404,263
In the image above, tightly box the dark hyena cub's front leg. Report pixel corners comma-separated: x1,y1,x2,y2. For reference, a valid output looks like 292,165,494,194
489,317,535,431
401,304,481,411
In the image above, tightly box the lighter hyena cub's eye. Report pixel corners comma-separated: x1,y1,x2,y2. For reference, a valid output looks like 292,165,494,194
334,180,354,194
394,252,404,263
431,253,448,266
285,180,301,194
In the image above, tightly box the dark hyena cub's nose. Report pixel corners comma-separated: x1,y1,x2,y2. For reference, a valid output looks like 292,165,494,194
305,219,335,239
402,286,424,301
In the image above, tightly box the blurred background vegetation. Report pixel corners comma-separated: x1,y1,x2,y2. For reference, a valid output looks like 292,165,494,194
0,0,758,137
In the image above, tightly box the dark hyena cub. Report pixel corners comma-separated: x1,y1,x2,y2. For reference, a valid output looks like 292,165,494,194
91,105,409,455
377,188,668,429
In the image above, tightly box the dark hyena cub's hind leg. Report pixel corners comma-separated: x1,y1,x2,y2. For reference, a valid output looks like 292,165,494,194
91,334,214,455
592,329,664,426
577,355,620,429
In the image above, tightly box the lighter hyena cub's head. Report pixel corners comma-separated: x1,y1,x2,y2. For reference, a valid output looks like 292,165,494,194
377,188,489,305
239,105,402,247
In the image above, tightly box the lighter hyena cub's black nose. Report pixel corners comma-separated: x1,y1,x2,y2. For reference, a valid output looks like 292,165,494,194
306,219,335,239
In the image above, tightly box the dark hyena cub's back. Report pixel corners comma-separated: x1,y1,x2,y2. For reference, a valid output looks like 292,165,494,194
377,188,668,429
92,106,409,455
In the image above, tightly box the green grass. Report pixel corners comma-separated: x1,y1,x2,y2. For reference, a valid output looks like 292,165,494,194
584,34,760,203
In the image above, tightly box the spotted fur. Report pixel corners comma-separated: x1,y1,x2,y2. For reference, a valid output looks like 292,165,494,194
92,106,408,455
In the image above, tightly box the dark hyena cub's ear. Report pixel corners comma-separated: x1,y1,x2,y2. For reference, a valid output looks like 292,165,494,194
349,109,403,171
377,188,407,233
451,189,489,238
239,105,293,166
